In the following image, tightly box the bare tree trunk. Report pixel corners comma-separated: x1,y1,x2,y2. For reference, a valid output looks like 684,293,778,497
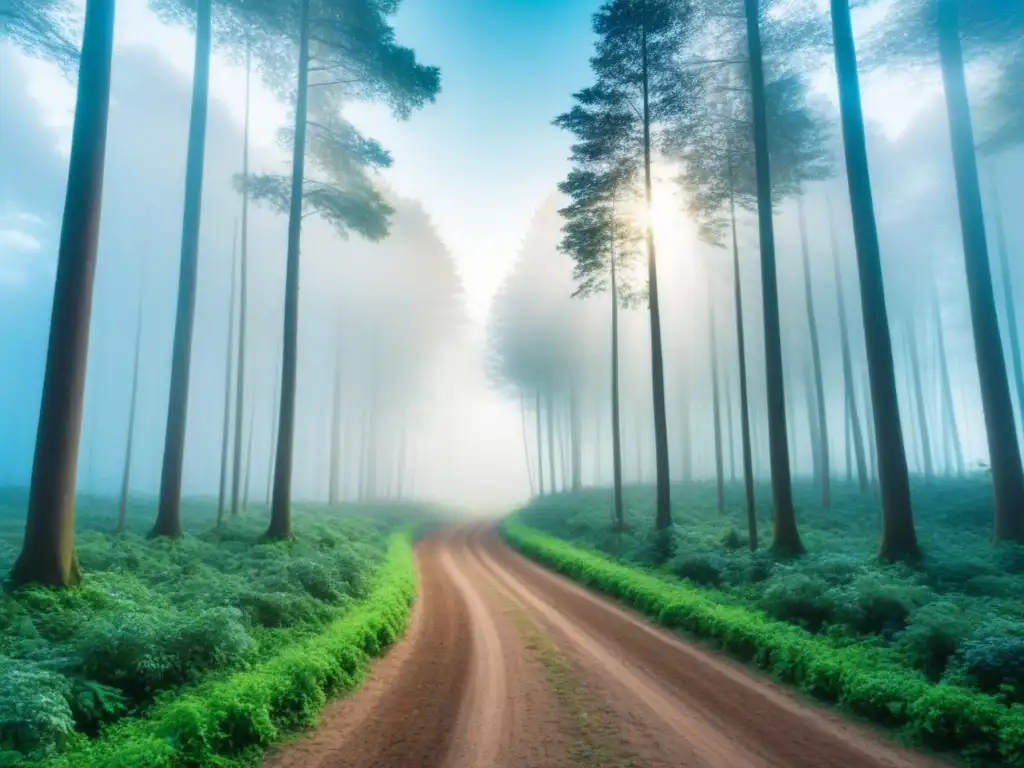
268,0,311,540
611,239,625,528
10,0,115,588
862,369,878,482
804,353,822,484
570,386,582,491
230,43,252,518
536,388,545,495
243,404,255,512
725,367,736,483
798,195,831,508
906,314,935,479
153,0,212,539
118,295,144,534
709,280,725,515
547,388,557,492
329,344,342,504
827,198,869,491
217,229,239,525
845,395,854,483
937,0,1024,541
520,387,535,496
744,0,800,554
641,14,672,530
931,275,964,475
679,373,693,483
729,165,756,548
265,348,281,507
831,0,918,560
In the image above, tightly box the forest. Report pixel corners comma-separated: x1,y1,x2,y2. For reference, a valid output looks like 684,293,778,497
2,0,1024,766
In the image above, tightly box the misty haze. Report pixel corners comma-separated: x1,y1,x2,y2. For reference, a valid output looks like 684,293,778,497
1,0,1023,766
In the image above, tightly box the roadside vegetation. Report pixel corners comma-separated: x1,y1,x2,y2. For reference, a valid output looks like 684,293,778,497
0,495,429,767
505,476,1024,765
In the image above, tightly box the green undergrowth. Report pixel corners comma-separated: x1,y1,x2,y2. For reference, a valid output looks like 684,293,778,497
503,488,1024,765
0,495,429,766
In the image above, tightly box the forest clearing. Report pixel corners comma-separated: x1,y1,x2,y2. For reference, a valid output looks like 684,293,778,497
4,0,1024,765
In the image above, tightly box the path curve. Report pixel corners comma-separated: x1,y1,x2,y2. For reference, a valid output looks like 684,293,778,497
265,524,945,768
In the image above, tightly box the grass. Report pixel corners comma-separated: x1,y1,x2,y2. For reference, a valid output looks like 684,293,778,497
503,475,1024,766
0,492,437,766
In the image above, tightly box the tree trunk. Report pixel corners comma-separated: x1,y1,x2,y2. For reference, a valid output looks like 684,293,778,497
118,296,144,534
10,0,115,588
231,43,252,518
267,0,311,540
989,170,1024,443
845,394,854,483
153,0,212,539
931,275,964,475
520,387,535,496
547,388,557,492
729,168,756,549
709,281,725,515
724,367,736,483
830,0,918,561
217,228,239,525
570,386,582,491
743,0,800,554
329,344,342,504
641,14,672,530
560,399,571,490
679,373,693,483
396,408,408,500
265,347,281,507
536,388,545,495
937,0,1024,542
862,369,878,482
906,314,934,478
611,238,625,529
243,404,255,512
804,353,822,484
798,196,831,509
827,199,869,491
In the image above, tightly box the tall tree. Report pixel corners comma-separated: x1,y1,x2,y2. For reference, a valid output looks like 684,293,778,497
118,295,144,534
1,0,79,70
153,0,212,539
217,228,239,526
905,314,935,479
709,283,725,515
231,42,253,518
9,0,115,588
830,0,918,561
329,343,343,505
931,275,964,476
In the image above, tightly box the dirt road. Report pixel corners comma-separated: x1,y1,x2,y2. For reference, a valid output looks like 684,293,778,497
265,525,942,768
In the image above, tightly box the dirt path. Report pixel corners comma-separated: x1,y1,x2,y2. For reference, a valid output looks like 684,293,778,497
265,524,945,768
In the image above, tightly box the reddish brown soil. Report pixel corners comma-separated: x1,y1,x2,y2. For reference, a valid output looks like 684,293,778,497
265,524,947,768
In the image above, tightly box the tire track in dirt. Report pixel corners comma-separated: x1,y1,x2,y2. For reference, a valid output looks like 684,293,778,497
470,525,944,768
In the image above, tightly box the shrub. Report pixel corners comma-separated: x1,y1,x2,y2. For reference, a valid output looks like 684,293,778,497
960,635,1024,703
895,602,971,680
760,572,837,633
0,658,74,756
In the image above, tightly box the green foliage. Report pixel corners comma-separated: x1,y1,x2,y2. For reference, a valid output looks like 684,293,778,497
0,0,80,72
0,499,426,763
41,531,416,768
503,519,1024,764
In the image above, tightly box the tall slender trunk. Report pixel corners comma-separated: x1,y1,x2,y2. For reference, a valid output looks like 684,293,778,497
798,195,831,508
931,275,964,475
118,295,144,533
641,13,672,530
804,353,822,483
243,404,255,512
230,43,252,518
329,344,342,504
786,361,798,473
744,0,800,554
845,395,854,483
11,0,115,588
536,388,545,494
153,0,212,539
547,388,557,492
729,165,756,549
906,314,934,478
679,373,693,482
831,0,917,560
709,281,725,515
827,198,868,491
989,170,1024,442
520,387,535,496
217,228,239,525
900,332,922,474
862,369,878,482
937,0,1024,541
267,0,311,539
265,345,281,506
560,399,571,489
724,367,736,482
570,386,582,491
611,235,625,528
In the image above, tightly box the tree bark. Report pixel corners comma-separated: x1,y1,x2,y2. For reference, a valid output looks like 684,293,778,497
798,196,831,509
268,0,311,540
536,388,545,495
937,0,1024,542
118,296,144,534
10,0,115,588
570,386,582,491
729,168,756,549
641,12,672,530
804,352,822,484
154,0,212,539
830,0,918,561
547,388,557,492
744,0,800,554
265,346,281,507
827,199,869,491
724,367,736,483
231,42,252,518
520,387,535,496
709,279,725,515
217,228,239,525
931,275,964,476
906,314,934,478
242,404,255,512
611,237,625,529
